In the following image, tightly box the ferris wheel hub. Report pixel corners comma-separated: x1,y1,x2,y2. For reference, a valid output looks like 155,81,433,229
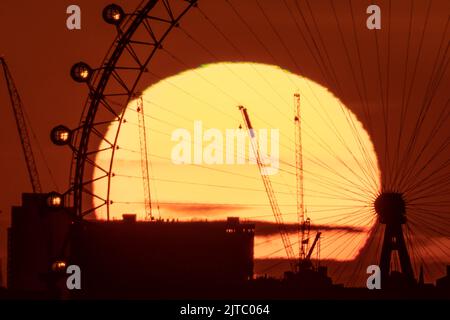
374,192,406,225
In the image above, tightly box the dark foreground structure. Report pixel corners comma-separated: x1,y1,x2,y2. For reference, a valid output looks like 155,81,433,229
6,193,256,298
2,193,450,299
7,193,72,292
70,215,254,298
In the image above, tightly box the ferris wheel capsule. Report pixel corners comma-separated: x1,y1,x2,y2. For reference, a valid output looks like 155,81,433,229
51,260,67,272
46,192,64,208
103,4,125,25
50,125,72,146
70,62,92,83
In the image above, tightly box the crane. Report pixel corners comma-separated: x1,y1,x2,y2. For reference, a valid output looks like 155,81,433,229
136,96,153,220
294,93,321,272
306,232,321,261
0,57,42,193
239,106,296,271
294,93,308,262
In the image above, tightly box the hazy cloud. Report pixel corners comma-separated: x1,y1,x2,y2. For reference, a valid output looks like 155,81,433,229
252,220,365,237
160,203,247,214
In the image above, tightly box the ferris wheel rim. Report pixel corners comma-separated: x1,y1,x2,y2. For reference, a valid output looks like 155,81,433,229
70,0,198,218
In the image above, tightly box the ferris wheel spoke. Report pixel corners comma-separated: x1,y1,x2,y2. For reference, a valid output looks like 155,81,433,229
411,222,450,261
328,0,381,185
390,0,433,188
397,57,450,191
235,0,377,191
402,152,450,195
408,226,441,281
392,0,415,188
287,0,380,191
348,222,382,287
192,3,379,194
408,213,450,239
320,214,373,263
399,99,450,191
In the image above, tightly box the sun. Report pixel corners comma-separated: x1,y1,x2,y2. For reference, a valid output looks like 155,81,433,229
92,62,381,261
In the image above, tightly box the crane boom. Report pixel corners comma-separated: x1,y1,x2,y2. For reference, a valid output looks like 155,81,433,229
294,93,307,261
239,106,296,271
137,96,153,220
0,57,42,193
306,232,321,260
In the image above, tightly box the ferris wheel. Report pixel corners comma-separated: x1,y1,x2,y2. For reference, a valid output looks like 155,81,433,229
48,0,450,287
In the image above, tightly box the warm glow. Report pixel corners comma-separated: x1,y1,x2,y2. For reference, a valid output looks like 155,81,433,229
52,261,67,272
47,193,63,207
80,69,89,79
112,12,121,20
57,131,70,142
93,63,381,262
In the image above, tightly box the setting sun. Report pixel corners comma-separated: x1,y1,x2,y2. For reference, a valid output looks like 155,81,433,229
93,62,381,262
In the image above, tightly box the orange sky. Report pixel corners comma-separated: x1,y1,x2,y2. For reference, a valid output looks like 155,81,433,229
1,0,449,285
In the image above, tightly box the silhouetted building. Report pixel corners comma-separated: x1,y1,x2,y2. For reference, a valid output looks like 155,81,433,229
436,265,450,290
7,193,72,292
283,265,333,290
70,215,254,297
7,196,254,298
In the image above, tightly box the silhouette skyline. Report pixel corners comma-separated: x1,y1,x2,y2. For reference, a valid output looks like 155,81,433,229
0,0,449,297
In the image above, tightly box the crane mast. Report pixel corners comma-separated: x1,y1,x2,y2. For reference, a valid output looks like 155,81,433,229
0,57,42,193
239,106,296,271
294,93,308,263
137,96,153,220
